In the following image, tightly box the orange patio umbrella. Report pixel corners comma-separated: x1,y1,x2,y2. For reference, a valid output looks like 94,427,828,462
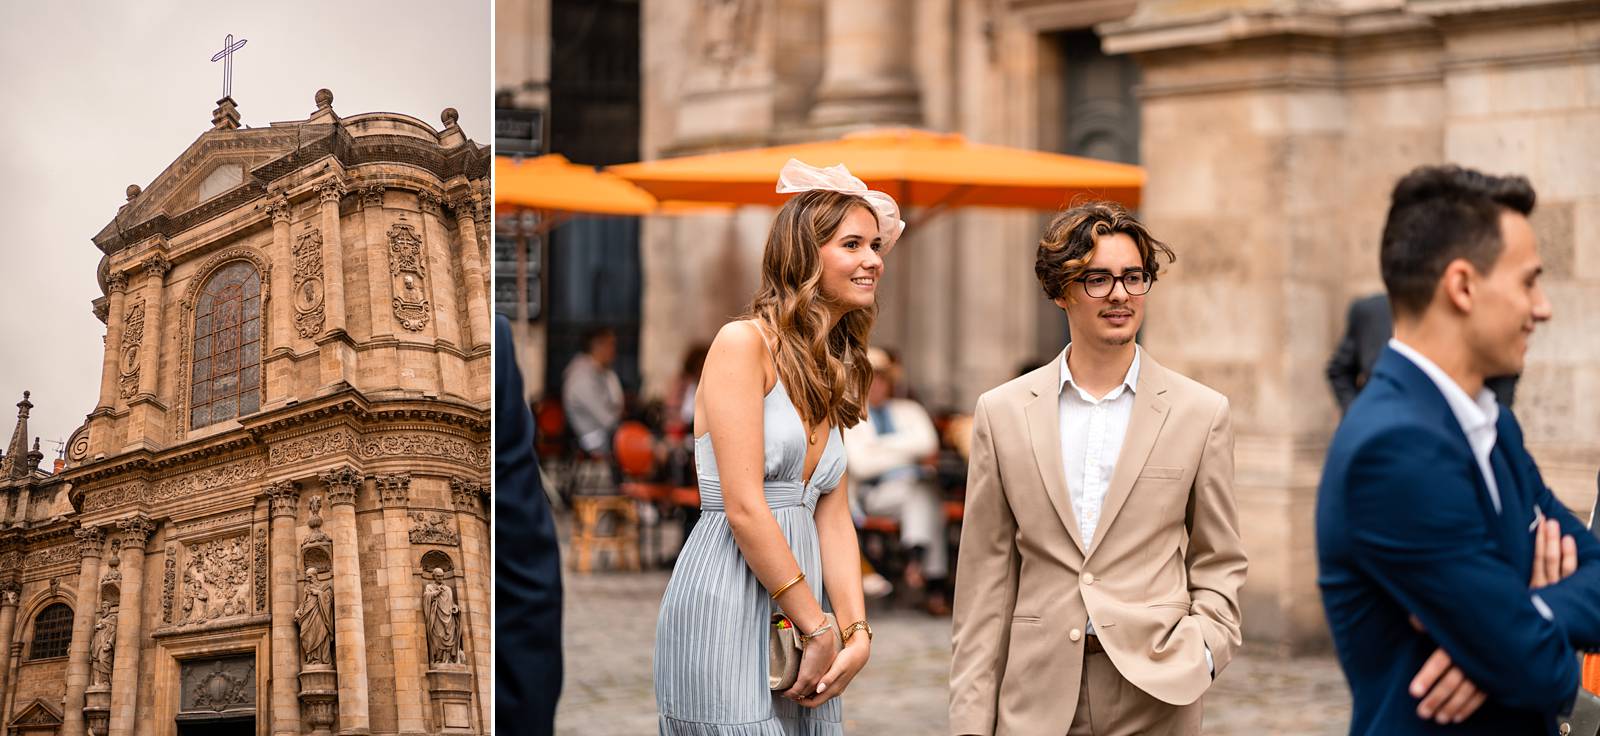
606,127,1144,213
496,154,660,234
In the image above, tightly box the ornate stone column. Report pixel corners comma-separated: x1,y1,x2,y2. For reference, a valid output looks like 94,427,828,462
1,641,19,729
265,195,294,357
447,194,490,350
135,255,170,400
266,481,303,736
316,179,349,338
61,527,106,736
0,583,20,722
808,0,920,127
450,478,491,731
376,475,429,734
96,273,130,412
106,515,155,736
321,467,371,735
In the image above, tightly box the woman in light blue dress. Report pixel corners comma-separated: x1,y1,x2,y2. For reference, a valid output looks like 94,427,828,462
655,160,905,735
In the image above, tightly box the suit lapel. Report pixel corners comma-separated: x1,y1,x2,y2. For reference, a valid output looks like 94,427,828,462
1025,350,1088,556
1087,354,1171,560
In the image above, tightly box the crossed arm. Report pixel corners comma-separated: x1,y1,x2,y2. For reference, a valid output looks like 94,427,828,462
1347,426,1600,719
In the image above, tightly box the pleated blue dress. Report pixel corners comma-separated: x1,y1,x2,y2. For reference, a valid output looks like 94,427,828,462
655,377,847,735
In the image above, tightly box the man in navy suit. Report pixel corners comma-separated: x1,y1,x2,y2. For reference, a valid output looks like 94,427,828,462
495,314,563,734
1317,165,1600,734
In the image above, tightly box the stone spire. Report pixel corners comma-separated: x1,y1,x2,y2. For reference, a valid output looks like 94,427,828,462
1,392,32,479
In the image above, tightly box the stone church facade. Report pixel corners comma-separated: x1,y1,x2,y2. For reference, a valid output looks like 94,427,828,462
4,90,492,736
501,0,1600,652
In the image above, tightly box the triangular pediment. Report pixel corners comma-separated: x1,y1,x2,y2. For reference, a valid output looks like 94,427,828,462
8,698,62,727
95,126,311,243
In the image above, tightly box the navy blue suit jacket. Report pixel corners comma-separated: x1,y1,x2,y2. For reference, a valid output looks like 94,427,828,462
1318,347,1600,735
494,315,563,734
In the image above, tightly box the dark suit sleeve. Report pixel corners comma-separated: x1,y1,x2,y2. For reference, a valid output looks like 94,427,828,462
1326,302,1364,413
495,315,563,734
1344,425,1578,713
1515,436,1600,649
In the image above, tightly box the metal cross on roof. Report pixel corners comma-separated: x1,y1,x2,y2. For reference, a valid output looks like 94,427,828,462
211,34,248,98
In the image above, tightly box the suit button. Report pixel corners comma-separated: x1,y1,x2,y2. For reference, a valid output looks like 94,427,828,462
1069,628,1082,642
1083,572,1095,585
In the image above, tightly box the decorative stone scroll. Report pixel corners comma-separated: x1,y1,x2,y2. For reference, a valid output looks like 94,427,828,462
118,299,145,399
408,512,458,546
387,218,430,331
254,528,267,613
180,534,251,625
293,228,327,338
162,543,178,624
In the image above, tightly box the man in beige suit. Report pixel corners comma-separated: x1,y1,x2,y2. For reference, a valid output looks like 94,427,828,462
950,202,1247,736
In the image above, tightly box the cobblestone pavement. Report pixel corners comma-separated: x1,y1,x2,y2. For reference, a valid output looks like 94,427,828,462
554,565,1352,735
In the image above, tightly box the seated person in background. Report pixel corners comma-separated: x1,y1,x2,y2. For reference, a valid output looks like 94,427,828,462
844,347,949,614
561,327,623,458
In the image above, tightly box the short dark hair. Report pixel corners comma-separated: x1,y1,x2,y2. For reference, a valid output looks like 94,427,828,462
1380,165,1536,316
1036,201,1175,300
582,326,616,353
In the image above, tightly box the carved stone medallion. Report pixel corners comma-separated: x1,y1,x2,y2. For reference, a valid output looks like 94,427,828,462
388,218,430,331
293,228,326,338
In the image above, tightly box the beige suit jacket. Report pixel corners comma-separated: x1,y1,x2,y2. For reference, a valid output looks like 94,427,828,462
949,349,1247,735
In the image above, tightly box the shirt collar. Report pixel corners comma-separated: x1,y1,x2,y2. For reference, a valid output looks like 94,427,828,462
1060,343,1141,402
1387,338,1499,435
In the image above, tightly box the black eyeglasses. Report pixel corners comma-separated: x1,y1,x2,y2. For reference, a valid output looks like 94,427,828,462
1074,270,1154,298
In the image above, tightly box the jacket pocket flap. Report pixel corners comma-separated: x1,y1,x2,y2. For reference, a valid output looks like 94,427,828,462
1139,465,1184,480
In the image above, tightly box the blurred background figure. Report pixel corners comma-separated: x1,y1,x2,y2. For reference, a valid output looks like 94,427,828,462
563,326,624,457
495,315,564,735
663,344,710,441
1327,292,1518,416
845,347,949,615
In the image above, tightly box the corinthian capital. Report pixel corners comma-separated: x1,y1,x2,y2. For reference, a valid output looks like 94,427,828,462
265,194,293,224
450,477,487,516
319,466,362,506
117,515,157,548
142,254,172,281
316,178,347,204
107,271,129,293
75,526,106,559
266,480,301,518
376,474,411,508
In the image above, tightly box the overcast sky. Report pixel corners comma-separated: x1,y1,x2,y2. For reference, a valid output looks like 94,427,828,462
0,1,490,459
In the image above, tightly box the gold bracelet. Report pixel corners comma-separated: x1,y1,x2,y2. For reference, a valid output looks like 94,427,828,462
841,620,873,645
769,572,805,600
797,620,833,645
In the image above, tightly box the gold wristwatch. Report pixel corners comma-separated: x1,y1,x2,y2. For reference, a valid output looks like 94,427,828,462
842,620,873,645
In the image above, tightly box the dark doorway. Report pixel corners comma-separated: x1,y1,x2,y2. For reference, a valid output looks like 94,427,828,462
175,715,254,736
1036,28,1144,360
546,0,644,400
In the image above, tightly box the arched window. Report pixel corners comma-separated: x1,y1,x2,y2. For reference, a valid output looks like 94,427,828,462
28,603,72,660
191,261,263,429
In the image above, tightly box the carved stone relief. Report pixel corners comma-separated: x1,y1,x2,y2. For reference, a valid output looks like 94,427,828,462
269,429,487,468
408,511,458,546
254,528,267,613
388,218,430,331
162,544,177,624
180,535,251,625
180,656,256,714
119,299,146,399
293,228,327,338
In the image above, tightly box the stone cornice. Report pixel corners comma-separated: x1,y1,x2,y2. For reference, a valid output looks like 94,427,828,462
1100,5,1433,56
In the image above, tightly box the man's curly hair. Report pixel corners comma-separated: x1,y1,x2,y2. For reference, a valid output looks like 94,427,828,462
1035,201,1175,301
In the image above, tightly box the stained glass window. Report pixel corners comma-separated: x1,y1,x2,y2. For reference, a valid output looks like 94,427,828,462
28,603,72,660
191,261,263,429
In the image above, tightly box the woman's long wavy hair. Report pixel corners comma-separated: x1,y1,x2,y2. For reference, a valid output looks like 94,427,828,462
744,189,878,432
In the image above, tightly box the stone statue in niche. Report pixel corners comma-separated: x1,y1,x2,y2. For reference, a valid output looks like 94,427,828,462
89,602,117,687
423,568,464,665
296,567,334,666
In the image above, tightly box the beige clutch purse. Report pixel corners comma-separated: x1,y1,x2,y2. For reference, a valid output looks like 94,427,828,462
769,612,840,691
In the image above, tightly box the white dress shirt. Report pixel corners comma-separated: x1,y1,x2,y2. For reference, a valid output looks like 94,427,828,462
1387,339,1501,513
1059,344,1141,550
